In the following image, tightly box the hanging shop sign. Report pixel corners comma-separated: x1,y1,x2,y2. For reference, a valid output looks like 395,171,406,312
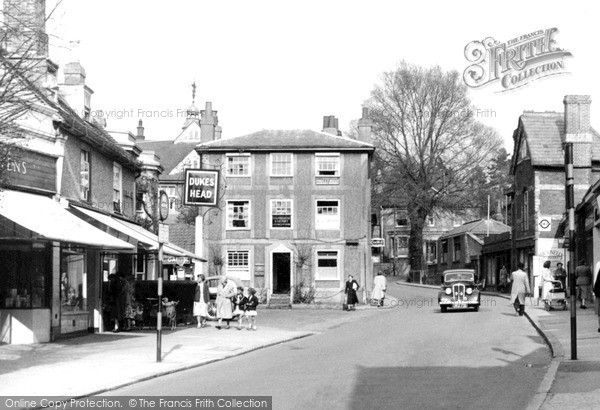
159,190,169,221
183,169,220,207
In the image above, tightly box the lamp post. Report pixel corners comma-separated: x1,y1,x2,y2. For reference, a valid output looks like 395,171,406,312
565,142,577,360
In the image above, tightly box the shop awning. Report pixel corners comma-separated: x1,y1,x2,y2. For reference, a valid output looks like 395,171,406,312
0,190,134,250
72,206,206,262
118,219,206,262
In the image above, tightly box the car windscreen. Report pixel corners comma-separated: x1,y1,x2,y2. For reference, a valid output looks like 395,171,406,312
444,273,474,282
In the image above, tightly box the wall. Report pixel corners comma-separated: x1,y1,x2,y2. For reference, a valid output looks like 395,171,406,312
202,150,371,301
61,132,136,218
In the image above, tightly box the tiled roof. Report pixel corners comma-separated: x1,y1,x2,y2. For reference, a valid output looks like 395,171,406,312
517,112,600,167
441,219,511,238
137,140,197,174
57,97,141,171
196,130,374,152
1,59,140,172
167,222,195,253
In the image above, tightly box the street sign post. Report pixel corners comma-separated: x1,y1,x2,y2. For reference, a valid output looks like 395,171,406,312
156,223,168,363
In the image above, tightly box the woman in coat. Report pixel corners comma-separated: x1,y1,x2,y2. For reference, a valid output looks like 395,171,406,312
345,275,360,311
194,274,210,328
541,261,555,301
216,276,236,329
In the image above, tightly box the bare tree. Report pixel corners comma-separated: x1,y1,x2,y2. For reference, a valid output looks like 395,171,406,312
367,62,502,271
0,0,62,187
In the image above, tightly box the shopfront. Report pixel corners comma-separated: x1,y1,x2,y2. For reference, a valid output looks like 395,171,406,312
0,190,134,344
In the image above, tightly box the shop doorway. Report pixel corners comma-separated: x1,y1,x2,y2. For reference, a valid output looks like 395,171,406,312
272,252,291,294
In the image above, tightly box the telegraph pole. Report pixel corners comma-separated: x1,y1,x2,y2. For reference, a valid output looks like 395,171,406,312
565,142,577,360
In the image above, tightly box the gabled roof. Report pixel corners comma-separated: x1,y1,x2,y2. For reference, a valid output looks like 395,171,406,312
513,111,600,168
137,140,198,174
0,59,141,172
196,130,374,152
441,219,511,239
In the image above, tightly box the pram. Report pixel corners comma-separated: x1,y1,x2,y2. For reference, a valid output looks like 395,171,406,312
544,280,567,311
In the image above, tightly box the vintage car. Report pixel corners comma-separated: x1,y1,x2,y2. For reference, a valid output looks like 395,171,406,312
437,269,480,312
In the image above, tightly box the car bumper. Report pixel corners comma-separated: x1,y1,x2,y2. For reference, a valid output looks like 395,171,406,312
438,299,479,308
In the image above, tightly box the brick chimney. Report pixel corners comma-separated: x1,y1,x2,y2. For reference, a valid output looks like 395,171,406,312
357,107,373,144
59,62,94,120
322,115,341,136
563,95,593,202
563,95,592,167
3,0,58,93
136,119,145,140
200,102,219,143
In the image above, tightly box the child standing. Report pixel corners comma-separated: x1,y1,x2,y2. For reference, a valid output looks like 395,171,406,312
232,286,247,330
245,288,259,331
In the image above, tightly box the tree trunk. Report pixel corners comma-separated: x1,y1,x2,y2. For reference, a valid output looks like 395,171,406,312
409,213,426,272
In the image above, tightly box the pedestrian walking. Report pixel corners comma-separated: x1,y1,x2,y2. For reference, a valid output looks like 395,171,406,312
123,273,135,331
245,288,259,331
575,259,592,309
193,274,210,328
541,261,554,302
216,276,236,329
510,262,531,317
554,262,567,292
498,265,509,293
107,272,127,332
371,271,387,307
233,286,247,330
345,275,360,311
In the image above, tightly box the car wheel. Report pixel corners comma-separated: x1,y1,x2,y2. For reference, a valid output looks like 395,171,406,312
206,301,217,321
473,305,479,312
440,306,447,313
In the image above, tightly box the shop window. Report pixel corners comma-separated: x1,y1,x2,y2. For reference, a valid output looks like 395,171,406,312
0,246,50,309
136,253,146,280
60,248,87,312
316,251,339,280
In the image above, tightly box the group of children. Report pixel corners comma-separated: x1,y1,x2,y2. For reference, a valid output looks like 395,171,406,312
232,286,259,330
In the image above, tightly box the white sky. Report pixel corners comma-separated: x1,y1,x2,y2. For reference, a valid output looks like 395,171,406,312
46,0,599,151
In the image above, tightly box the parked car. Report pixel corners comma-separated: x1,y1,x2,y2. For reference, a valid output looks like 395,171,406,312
438,269,480,312
204,275,242,320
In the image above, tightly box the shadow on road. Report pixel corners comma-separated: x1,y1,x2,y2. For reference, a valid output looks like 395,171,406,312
349,347,550,410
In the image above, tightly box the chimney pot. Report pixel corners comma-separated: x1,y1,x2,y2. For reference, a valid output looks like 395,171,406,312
137,119,145,140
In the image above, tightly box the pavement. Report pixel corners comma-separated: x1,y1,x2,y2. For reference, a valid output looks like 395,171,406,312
0,304,388,401
4,279,599,409
397,280,600,410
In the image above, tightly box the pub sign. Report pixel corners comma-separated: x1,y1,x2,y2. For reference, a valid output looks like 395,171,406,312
183,169,220,207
